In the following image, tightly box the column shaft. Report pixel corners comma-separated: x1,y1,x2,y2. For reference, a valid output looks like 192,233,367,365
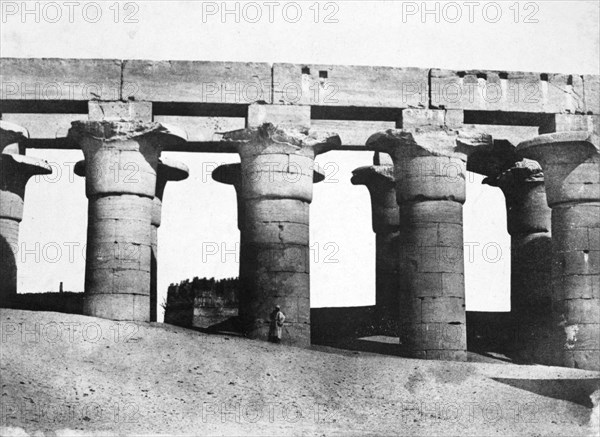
219,123,339,346
518,131,599,370
369,118,492,361
484,159,553,362
69,120,185,321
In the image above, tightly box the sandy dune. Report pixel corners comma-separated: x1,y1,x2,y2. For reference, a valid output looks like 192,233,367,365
1,309,598,436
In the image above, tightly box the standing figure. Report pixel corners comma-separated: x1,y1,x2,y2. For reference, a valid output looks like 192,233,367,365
269,305,286,343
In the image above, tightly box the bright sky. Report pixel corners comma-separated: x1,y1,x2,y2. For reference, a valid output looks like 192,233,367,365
1,1,599,319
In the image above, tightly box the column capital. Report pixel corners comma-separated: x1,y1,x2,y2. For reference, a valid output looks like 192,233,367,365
152,158,189,228
68,120,187,145
0,154,52,222
221,123,341,158
351,165,398,234
1,121,29,154
366,127,492,162
483,158,544,189
68,120,187,199
517,131,600,206
156,158,189,200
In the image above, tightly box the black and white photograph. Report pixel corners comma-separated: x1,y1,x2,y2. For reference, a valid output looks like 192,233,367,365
0,1,599,435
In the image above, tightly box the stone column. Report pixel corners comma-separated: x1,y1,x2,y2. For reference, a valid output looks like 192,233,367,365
1,122,52,302
483,159,553,362
68,120,186,321
150,158,189,322
75,156,189,322
368,120,492,361
219,123,340,346
518,131,600,370
351,163,400,335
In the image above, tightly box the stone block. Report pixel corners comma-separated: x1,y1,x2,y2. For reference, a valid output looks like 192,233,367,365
420,297,466,324
399,201,463,225
89,195,153,220
247,104,310,129
84,293,149,322
410,322,466,351
564,299,600,324
430,69,586,113
88,101,152,122
563,323,600,350
554,274,600,300
583,75,600,115
122,60,272,103
245,199,309,224
273,63,428,107
245,221,309,245
0,58,122,101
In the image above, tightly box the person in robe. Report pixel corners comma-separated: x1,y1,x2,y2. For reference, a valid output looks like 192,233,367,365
268,305,285,343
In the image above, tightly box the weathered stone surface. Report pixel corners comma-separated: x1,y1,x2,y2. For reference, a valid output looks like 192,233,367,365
122,60,272,103
83,293,150,321
583,75,600,115
88,101,153,122
539,114,600,135
273,63,428,107
518,131,600,371
0,57,122,100
0,122,52,302
431,69,588,113
517,131,599,205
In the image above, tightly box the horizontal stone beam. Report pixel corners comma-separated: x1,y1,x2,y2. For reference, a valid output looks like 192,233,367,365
430,69,598,114
0,58,122,101
2,58,596,113
272,63,428,107
121,60,273,103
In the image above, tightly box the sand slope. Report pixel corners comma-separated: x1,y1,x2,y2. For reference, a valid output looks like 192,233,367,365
0,309,598,436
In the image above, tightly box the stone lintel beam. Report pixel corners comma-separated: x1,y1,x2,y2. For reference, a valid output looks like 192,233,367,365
350,165,398,233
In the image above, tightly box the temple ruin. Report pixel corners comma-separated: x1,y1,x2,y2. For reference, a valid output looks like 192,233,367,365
0,58,598,370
